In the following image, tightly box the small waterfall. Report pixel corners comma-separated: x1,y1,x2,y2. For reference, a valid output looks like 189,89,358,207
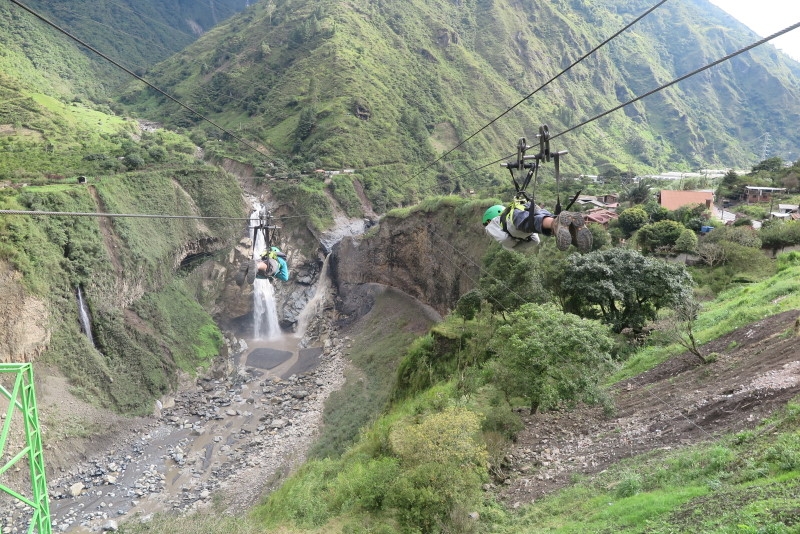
250,204,281,340
76,286,95,347
294,254,331,341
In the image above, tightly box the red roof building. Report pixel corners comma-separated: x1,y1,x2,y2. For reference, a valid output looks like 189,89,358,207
584,208,619,228
658,190,714,211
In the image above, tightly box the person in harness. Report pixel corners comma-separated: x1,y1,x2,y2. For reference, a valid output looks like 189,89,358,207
484,128,592,253
236,246,289,286
483,200,591,253
256,246,289,281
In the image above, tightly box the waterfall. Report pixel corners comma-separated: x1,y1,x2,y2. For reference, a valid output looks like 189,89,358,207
76,286,95,347
250,204,281,340
294,254,331,341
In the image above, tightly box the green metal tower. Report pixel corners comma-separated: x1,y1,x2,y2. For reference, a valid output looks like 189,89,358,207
0,363,51,534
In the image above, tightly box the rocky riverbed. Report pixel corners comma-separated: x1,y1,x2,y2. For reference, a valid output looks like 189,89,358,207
1,331,348,533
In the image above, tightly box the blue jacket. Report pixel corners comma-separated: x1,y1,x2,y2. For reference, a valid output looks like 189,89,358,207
273,256,289,281
256,256,290,281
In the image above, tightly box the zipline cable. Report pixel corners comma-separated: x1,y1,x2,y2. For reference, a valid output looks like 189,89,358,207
0,209,315,222
6,0,271,162
400,0,670,188
0,209,252,221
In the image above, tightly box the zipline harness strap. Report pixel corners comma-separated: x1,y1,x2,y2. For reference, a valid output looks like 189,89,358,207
252,208,281,255
500,124,577,218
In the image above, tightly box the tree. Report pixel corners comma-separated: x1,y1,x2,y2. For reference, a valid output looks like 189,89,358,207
674,228,698,254
670,203,706,232
588,223,610,251
617,207,648,237
643,200,670,222
478,247,549,316
704,225,762,248
697,241,727,267
560,248,694,333
454,289,482,321
782,173,799,192
637,220,685,252
489,303,613,414
295,106,317,142
621,178,653,206
760,220,800,254
752,156,783,173
659,298,710,364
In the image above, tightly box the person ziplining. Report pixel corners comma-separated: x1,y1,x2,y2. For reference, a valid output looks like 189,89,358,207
483,126,592,253
255,246,289,281
236,207,290,286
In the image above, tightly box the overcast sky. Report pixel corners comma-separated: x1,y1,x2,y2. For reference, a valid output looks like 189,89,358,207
708,0,800,61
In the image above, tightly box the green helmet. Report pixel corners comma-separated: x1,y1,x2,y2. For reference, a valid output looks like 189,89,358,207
482,205,505,225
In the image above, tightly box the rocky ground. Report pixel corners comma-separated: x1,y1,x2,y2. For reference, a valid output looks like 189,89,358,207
0,326,349,533
497,309,800,507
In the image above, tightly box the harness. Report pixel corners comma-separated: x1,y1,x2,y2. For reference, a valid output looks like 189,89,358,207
499,125,582,234
500,198,534,241
251,206,281,256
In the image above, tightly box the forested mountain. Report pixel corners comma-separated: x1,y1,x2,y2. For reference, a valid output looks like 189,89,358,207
0,0,245,179
115,0,800,203
1,0,248,98
4,0,800,201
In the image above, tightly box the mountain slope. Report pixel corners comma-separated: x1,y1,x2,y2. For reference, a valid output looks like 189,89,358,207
8,0,247,87
120,0,800,205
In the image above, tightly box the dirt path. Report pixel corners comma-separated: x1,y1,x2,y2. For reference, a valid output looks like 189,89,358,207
498,309,800,506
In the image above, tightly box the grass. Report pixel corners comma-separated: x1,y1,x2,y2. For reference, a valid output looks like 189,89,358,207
42,411,105,442
308,289,438,459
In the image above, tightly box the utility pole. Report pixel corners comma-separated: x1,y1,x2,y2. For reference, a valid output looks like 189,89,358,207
761,132,771,162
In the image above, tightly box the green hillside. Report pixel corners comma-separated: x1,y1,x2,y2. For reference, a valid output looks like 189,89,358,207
0,3,111,101
0,163,244,413
119,0,800,209
6,0,247,88
2,1,800,530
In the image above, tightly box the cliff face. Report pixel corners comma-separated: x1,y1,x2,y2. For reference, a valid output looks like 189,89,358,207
330,204,489,318
0,261,49,363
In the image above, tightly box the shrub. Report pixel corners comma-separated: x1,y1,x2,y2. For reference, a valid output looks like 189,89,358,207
674,228,698,253
123,153,145,169
637,219,685,252
776,251,800,271
481,404,523,439
386,407,487,531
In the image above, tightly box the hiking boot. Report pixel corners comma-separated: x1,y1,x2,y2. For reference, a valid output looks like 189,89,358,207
245,260,257,284
550,212,573,251
567,212,592,253
235,260,257,286
235,261,248,286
